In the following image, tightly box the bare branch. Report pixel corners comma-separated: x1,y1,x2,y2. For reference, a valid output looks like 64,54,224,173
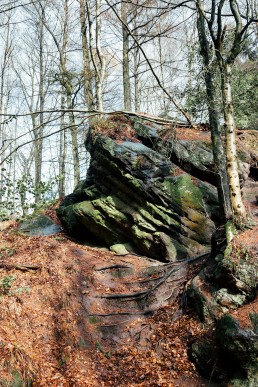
230,0,243,34
104,0,195,126
0,1,35,15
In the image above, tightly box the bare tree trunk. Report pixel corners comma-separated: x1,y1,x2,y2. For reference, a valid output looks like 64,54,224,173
79,0,94,111
67,94,80,187
42,0,81,188
205,69,232,222
58,93,67,199
121,0,132,111
34,12,45,204
0,17,12,205
133,46,139,111
221,63,246,221
197,8,232,223
105,0,195,126
95,0,106,112
86,0,106,114
196,0,253,227
0,86,5,205
157,34,167,113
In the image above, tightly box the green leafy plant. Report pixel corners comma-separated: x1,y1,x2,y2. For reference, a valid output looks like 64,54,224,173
0,275,30,298
0,246,16,260
0,170,61,221
0,275,16,296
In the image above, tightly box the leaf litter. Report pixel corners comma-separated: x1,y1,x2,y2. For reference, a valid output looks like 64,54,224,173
0,177,257,386
0,216,208,386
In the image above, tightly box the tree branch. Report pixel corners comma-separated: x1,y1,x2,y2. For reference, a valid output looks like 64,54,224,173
104,0,195,127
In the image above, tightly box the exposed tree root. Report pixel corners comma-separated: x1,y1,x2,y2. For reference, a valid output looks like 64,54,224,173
88,310,155,317
124,276,162,284
94,264,132,271
98,319,134,328
170,252,210,265
114,253,161,262
96,289,148,300
95,266,180,301
164,289,176,302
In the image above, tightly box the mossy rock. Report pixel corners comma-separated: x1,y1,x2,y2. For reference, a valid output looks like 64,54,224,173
217,314,258,365
190,335,228,383
191,312,258,385
18,215,62,236
187,274,223,323
58,129,219,260
110,244,129,255
214,244,258,298
214,288,247,308
164,174,203,210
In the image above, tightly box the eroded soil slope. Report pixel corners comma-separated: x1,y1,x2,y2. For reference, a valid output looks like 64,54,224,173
0,215,207,386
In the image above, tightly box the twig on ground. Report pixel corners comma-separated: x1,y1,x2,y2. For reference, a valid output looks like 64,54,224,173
0,262,40,271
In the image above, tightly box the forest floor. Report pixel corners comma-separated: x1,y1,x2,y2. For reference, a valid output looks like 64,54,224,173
0,182,257,387
0,126,257,386
0,212,209,387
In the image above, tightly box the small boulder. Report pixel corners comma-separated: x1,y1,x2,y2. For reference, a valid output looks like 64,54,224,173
18,215,62,236
110,244,130,255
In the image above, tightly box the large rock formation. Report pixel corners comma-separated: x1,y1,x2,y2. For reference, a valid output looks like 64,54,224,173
57,114,257,261
57,116,221,261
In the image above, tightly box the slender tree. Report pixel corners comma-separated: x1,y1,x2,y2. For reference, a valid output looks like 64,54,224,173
58,94,67,199
196,4,232,223
79,0,94,111
121,0,132,110
196,0,257,226
86,0,106,113
0,12,14,205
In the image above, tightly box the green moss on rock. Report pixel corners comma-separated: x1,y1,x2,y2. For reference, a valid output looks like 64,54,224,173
164,174,203,211
58,127,219,260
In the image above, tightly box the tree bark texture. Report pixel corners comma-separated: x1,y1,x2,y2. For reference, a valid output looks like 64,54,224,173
58,93,67,199
221,63,246,220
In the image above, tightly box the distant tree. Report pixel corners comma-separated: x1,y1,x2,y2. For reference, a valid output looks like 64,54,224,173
85,0,107,113
79,0,94,111
41,0,81,188
15,2,51,205
0,11,14,206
